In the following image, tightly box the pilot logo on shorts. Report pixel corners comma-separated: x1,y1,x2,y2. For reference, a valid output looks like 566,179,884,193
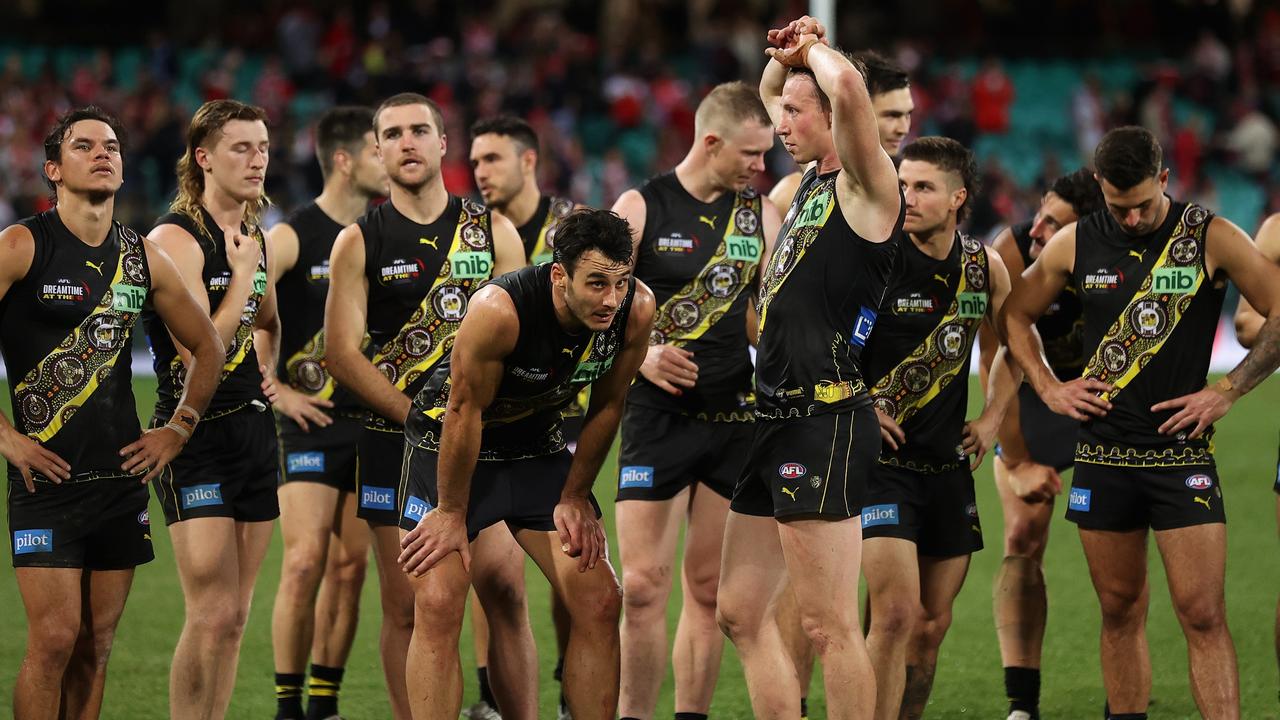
619,466,654,489
861,504,899,528
432,286,468,322
778,463,807,480
287,452,325,474
13,529,53,555
1185,474,1213,490
361,486,396,511
181,483,223,510
402,495,434,523
1068,487,1092,512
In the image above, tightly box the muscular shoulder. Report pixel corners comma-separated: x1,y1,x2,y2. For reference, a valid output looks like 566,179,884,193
626,279,657,339
0,223,36,283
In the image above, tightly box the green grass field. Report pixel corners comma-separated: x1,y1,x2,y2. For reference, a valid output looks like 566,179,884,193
2,376,1280,719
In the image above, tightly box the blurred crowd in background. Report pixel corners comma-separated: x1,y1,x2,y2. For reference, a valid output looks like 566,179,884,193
1,0,1279,242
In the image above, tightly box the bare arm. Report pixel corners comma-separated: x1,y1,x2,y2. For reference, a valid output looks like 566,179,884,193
324,224,412,424
490,213,527,276
767,172,804,218
610,189,647,260
265,221,300,284
978,227,1034,463
759,56,789,128
1233,213,1280,348
148,223,257,355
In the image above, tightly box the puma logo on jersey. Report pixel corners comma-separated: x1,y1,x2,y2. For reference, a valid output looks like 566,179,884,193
1194,496,1212,510
698,215,718,230
1128,249,1145,262
561,347,576,356
419,236,439,249
781,486,798,501
933,273,949,286
85,260,104,276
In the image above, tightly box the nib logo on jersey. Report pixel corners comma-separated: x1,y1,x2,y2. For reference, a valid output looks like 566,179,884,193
379,257,425,286
13,529,54,555
402,495,434,524
1083,267,1123,292
39,277,90,307
656,232,697,254
361,486,396,511
181,483,223,510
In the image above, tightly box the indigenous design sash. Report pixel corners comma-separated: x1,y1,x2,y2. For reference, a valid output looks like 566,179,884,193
167,227,269,392
529,196,574,265
870,235,990,424
758,174,836,331
370,200,492,394
1081,203,1210,403
650,189,765,347
284,329,369,399
15,224,150,442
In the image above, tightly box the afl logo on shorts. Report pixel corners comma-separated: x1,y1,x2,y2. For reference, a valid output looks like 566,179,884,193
1185,474,1213,490
778,463,807,480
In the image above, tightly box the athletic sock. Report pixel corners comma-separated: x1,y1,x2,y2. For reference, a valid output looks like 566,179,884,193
1004,666,1040,718
305,664,345,720
674,714,708,720
800,697,809,719
554,655,565,683
274,672,305,720
477,666,497,708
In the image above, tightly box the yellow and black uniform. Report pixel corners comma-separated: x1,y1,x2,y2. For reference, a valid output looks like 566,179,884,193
399,264,633,539
730,168,900,520
146,208,277,525
861,233,990,556
1002,220,1084,471
617,173,762,501
275,202,362,491
3,210,154,568
355,197,494,526
514,194,588,441
1066,200,1227,531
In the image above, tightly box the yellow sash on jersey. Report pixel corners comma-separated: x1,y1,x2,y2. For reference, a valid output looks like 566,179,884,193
651,190,765,347
529,196,575,265
1081,203,1210,403
166,227,269,391
284,329,370,399
14,225,150,442
758,174,836,331
369,200,492,393
871,235,990,424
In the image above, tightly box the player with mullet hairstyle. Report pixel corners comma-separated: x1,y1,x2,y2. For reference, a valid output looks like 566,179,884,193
716,16,903,720
610,80,780,720
262,106,388,720
143,99,283,720
323,92,528,720
397,209,656,720
1,106,223,720
1004,126,1280,719
976,167,1103,720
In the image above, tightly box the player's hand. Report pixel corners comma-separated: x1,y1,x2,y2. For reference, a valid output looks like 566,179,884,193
1152,385,1233,439
767,15,828,49
874,407,906,451
961,414,999,470
119,426,186,485
1039,377,1113,421
639,344,699,396
554,495,606,573
0,425,71,493
399,508,471,577
1003,460,1062,503
262,368,333,432
765,32,823,68
224,227,261,277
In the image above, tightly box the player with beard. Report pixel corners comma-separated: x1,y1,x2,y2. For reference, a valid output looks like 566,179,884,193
263,106,387,720
768,49,913,219
975,168,1103,720
396,209,656,720
859,137,1016,720
324,93,528,720
609,81,779,720
1004,126,1280,719
2,106,222,720
715,16,903,720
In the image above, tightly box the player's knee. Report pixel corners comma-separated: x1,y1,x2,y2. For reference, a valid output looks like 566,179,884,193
281,545,327,591
1173,595,1227,636
1096,586,1145,626
328,549,369,589
800,612,858,657
474,575,528,625
683,568,720,614
1004,517,1047,557
27,621,80,668
621,563,672,614
915,609,953,651
189,601,247,641
869,594,919,637
568,578,623,628
412,582,467,630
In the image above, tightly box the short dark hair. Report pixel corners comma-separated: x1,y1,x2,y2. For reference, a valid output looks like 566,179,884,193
373,92,445,136
1050,167,1104,218
902,136,979,222
851,50,909,97
316,106,375,178
786,50,867,114
470,114,539,155
1094,126,1163,191
43,106,125,192
552,209,634,274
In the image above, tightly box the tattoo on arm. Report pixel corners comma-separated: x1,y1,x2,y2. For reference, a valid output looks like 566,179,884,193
1226,314,1280,395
